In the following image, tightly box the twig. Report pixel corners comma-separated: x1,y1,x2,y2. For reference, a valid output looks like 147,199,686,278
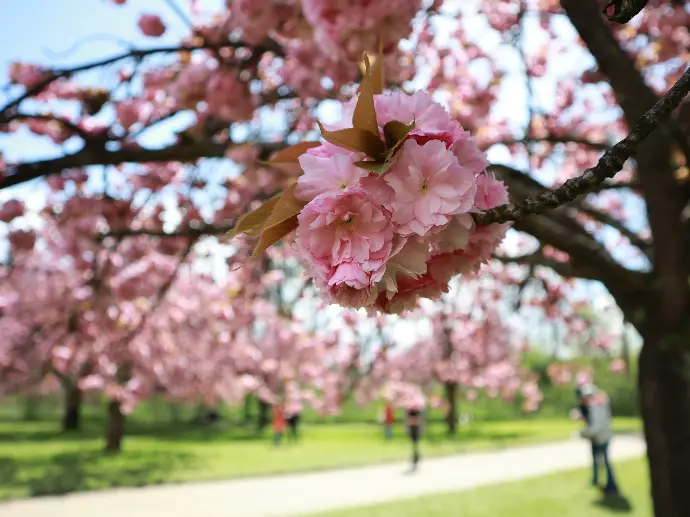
474,66,690,225
100,223,234,240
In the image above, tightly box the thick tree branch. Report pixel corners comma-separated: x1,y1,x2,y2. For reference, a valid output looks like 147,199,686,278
563,0,690,323
0,140,283,190
474,66,690,225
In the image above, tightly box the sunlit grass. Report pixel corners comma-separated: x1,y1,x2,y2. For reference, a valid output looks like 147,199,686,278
0,416,639,500
309,458,651,517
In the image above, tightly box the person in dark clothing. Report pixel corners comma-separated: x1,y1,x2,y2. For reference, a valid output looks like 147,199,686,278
576,384,619,494
406,407,422,471
286,412,301,442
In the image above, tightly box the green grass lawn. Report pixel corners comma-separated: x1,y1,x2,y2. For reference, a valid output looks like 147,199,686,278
0,416,639,501
308,458,651,517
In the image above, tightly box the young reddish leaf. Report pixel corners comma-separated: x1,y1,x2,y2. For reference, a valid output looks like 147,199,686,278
227,195,280,239
317,122,385,159
352,52,380,137
251,215,298,257
354,160,394,175
263,142,321,164
383,120,415,149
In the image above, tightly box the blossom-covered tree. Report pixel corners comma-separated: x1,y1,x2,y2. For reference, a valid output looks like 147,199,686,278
1,1,690,514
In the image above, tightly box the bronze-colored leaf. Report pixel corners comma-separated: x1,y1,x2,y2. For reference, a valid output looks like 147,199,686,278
383,119,415,149
251,215,298,257
352,52,380,137
263,142,321,164
354,160,394,176
262,182,305,230
317,122,385,159
227,195,280,239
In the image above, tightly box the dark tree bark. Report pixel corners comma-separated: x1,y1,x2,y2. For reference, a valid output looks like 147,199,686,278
558,3,690,516
61,385,82,431
104,399,125,453
638,315,690,517
444,382,458,435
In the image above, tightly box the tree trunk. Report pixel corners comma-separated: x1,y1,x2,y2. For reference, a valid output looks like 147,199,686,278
61,385,82,431
638,317,690,517
622,320,632,378
243,395,254,424
444,382,458,435
21,394,40,421
257,399,270,432
104,400,125,453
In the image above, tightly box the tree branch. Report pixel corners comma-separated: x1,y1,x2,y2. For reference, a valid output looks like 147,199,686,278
497,136,610,151
474,66,690,225
11,112,96,142
101,223,234,240
578,204,651,254
494,251,601,281
0,140,284,190
0,40,283,124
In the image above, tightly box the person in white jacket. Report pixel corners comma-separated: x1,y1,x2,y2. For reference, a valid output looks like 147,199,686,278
577,383,620,494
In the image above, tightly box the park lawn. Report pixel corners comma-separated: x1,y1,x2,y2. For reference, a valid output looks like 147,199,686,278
0,417,640,500
309,458,651,517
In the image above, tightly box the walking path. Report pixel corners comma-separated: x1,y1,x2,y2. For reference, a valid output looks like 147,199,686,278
0,434,645,517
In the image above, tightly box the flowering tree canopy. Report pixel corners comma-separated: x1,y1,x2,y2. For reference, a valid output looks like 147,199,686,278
1,2,690,515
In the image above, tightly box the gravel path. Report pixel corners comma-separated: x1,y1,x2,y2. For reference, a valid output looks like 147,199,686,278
0,434,645,517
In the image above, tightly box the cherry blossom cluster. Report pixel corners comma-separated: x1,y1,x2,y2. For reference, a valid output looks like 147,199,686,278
290,90,510,313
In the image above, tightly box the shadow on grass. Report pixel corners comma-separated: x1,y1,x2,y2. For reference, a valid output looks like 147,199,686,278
0,420,264,444
593,492,634,513
0,449,195,498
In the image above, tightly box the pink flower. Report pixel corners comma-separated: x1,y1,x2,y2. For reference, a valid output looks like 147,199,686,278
376,237,429,300
375,91,465,148
383,139,476,236
294,188,395,307
451,132,490,176
0,199,25,223
138,14,166,37
231,0,280,45
116,99,152,130
473,173,508,210
9,230,36,252
301,0,420,60
9,63,49,88
169,62,212,109
206,70,254,122
226,145,259,165
295,153,367,202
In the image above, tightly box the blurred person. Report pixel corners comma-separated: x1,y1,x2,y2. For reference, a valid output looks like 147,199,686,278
383,402,395,440
272,403,286,446
406,403,424,471
286,411,301,442
576,383,619,494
